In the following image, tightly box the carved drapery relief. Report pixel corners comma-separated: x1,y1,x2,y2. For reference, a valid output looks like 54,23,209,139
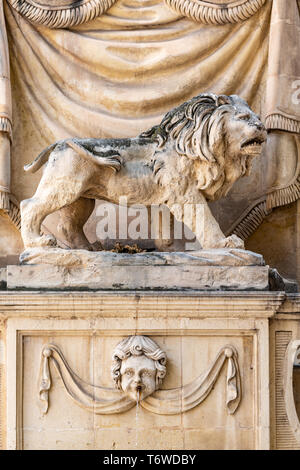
265,0,300,135
0,0,20,228
0,0,12,212
262,0,300,216
38,339,241,416
224,0,300,240
0,0,299,245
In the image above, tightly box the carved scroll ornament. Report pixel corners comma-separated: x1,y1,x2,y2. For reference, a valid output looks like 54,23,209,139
38,338,241,416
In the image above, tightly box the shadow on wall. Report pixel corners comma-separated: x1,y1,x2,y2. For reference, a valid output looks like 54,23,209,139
246,202,299,283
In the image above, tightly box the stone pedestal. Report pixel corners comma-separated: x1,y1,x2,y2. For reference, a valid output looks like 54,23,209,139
6,248,269,291
0,289,287,450
1,248,299,450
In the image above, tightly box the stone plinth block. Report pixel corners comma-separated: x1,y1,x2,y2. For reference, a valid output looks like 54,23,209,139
6,247,269,291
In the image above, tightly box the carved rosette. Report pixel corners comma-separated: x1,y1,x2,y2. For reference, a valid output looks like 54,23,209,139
163,0,267,25
7,0,117,28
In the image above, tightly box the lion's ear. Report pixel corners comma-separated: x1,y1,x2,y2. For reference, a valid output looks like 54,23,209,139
217,95,231,106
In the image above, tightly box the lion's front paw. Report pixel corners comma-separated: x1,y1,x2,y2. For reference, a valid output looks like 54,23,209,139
39,234,57,247
25,234,57,249
223,234,245,249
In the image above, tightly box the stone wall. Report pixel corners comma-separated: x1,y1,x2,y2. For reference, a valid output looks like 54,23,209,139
0,290,292,450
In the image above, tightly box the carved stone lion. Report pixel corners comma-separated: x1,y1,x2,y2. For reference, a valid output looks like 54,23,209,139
21,93,266,250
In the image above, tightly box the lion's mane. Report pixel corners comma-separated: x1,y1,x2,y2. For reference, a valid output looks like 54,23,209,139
141,93,250,200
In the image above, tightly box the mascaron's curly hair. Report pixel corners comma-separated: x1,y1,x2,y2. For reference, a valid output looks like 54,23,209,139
111,336,167,390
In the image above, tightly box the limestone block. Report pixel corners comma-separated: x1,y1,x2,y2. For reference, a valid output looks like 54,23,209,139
7,248,269,291
7,263,269,291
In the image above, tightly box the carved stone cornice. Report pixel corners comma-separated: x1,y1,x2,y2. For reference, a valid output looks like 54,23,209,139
163,0,267,25
0,291,285,319
7,0,117,28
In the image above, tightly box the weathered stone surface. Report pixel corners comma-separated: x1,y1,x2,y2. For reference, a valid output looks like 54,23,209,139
7,248,269,290
19,246,265,267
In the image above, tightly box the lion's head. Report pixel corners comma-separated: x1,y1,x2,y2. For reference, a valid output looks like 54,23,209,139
142,93,267,200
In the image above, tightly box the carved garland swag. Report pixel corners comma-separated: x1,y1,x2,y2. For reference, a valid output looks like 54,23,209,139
1,0,300,240
39,343,241,415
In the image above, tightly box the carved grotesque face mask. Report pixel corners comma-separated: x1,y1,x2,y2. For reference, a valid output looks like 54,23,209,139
112,335,167,402
120,355,157,402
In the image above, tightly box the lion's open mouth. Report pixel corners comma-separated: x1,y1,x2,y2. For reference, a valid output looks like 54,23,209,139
241,136,265,154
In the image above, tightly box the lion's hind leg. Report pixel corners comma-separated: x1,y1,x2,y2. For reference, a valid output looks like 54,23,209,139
21,145,96,250
21,196,59,249
57,198,101,251
21,181,89,250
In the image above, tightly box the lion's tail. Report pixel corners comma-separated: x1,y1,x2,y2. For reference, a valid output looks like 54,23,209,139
67,140,122,172
24,143,57,174
24,139,123,174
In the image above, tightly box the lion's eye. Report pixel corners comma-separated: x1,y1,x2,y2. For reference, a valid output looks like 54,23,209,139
237,113,250,121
